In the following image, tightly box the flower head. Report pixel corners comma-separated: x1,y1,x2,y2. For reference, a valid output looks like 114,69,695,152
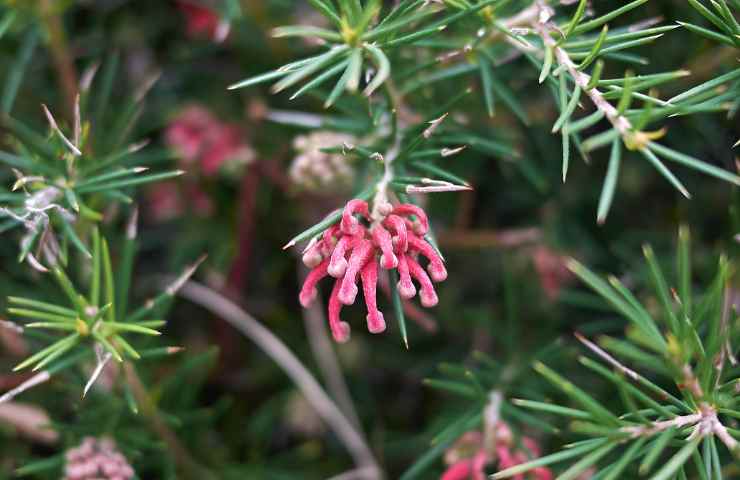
441,422,553,480
299,199,446,342
63,436,135,480
165,105,254,177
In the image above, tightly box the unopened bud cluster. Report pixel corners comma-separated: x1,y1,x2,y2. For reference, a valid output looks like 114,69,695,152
63,437,135,480
300,199,446,342
290,131,355,192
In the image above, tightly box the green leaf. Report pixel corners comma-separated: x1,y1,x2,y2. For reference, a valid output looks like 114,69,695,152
272,46,349,94
651,436,701,480
556,441,618,480
271,25,342,42
572,0,650,35
539,45,553,84
290,57,350,100
668,67,740,104
511,399,592,420
562,0,589,39
639,148,690,199
647,141,740,187
491,439,610,479
7,297,77,317
363,43,390,96
76,170,185,193
1,28,38,114
479,55,495,117
596,139,621,224
553,84,582,133
390,269,408,349
102,238,115,322
534,362,621,426
602,437,647,480
577,25,609,71
640,428,677,475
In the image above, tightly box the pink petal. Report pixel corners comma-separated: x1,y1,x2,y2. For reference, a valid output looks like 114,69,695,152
361,260,385,333
328,280,350,342
371,224,398,269
407,256,438,307
299,260,329,307
408,233,447,282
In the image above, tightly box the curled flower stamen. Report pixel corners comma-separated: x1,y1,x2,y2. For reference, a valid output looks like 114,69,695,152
328,280,350,342
408,234,447,282
393,204,429,235
383,214,408,252
299,259,329,307
328,235,353,278
407,256,438,307
371,224,398,269
338,239,373,305
340,199,369,235
361,261,386,333
396,253,417,299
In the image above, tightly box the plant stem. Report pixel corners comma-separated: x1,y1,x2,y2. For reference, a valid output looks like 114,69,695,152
177,280,384,479
531,1,632,136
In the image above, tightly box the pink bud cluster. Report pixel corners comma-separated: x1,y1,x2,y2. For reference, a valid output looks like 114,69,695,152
299,200,447,342
290,131,355,192
441,424,552,480
63,437,135,480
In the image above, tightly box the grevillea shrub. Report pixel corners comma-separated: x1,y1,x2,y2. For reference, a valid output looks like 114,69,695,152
0,1,738,479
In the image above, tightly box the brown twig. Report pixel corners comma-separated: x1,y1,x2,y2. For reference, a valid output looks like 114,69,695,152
176,280,384,479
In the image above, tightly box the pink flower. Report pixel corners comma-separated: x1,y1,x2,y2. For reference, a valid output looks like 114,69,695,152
165,105,253,178
440,423,553,480
177,1,230,42
63,437,134,480
299,200,447,342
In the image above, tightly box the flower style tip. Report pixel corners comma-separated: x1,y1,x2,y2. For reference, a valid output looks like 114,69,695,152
361,261,386,333
407,257,439,307
299,260,329,307
328,281,351,342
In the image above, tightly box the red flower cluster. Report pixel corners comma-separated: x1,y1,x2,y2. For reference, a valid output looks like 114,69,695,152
442,424,553,480
299,200,447,342
165,105,253,177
